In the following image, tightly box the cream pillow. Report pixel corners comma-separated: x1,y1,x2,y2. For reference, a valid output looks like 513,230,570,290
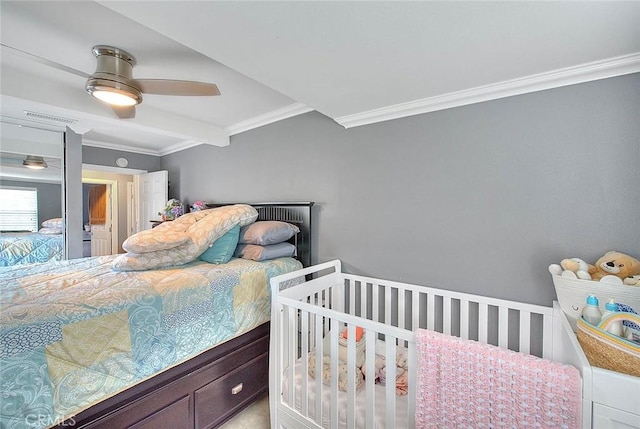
122,229,190,253
42,218,63,229
112,204,258,271
122,209,215,253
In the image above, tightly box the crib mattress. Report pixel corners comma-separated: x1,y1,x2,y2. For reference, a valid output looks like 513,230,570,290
0,255,301,429
281,359,409,429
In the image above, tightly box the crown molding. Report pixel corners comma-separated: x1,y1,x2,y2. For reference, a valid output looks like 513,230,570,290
82,163,147,175
226,102,314,136
335,52,640,129
157,140,209,156
82,139,161,156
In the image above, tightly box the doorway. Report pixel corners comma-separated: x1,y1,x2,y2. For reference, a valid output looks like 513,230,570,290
82,178,118,256
81,164,168,256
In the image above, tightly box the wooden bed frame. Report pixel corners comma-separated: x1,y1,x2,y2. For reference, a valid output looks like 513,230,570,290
58,202,314,429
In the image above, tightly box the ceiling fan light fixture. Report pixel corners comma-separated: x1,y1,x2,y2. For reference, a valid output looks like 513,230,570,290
85,79,142,107
23,155,48,170
91,89,139,106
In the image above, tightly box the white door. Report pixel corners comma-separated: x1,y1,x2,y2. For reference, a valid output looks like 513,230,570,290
135,170,168,232
91,224,111,256
90,185,112,256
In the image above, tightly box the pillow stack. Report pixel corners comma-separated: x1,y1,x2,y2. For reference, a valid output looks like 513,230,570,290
234,221,299,261
39,218,63,234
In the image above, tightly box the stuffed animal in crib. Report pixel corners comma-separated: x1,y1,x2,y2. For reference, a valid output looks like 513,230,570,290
623,274,640,286
591,251,640,282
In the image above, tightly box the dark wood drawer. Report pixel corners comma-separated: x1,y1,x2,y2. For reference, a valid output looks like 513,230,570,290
71,325,270,429
128,395,191,429
195,353,268,429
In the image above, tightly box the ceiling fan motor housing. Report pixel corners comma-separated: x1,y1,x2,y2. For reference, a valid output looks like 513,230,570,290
85,45,142,104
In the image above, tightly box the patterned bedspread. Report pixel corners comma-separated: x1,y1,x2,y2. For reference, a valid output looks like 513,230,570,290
0,233,64,266
0,255,302,429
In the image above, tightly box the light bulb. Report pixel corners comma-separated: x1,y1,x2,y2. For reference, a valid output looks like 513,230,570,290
92,90,138,106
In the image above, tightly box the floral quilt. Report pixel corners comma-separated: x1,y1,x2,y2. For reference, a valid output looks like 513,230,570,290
0,254,301,428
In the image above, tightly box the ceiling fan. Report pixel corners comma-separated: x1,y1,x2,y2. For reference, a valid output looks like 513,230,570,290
1,43,221,119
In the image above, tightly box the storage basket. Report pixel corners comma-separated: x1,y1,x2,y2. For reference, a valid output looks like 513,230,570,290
576,313,640,378
551,273,640,331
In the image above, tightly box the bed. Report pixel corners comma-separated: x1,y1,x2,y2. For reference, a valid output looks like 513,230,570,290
269,260,639,429
0,231,64,266
0,202,314,429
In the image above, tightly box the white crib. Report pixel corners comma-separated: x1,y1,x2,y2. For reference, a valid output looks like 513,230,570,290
268,260,605,429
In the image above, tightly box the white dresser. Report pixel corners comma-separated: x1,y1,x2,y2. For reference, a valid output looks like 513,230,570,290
555,302,640,428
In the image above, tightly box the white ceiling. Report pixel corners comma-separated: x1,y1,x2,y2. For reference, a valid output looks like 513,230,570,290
1,1,639,156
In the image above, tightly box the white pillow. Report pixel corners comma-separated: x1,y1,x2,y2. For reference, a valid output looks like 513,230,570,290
39,227,63,235
42,218,63,229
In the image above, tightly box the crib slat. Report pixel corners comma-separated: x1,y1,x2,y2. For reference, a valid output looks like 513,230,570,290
361,282,367,318
460,299,469,340
519,310,531,354
372,283,379,323
349,279,356,315
479,302,488,344
333,281,343,312
346,324,356,427
286,307,295,406
427,294,435,330
412,291,420,331
398,289,405,330
443,296,452,335
301,310,309,416
498,306,509,348
330,327,339,429
385,339,397,429
407,341,417,429
384,285,391,325
542,313,553,359
365,330,375,429
315,315,324,425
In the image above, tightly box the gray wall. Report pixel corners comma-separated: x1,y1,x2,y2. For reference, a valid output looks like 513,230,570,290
0,179,62,227
82,146,161,172
161,74,640,306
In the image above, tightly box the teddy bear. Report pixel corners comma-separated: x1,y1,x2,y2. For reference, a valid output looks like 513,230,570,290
591,251,640,282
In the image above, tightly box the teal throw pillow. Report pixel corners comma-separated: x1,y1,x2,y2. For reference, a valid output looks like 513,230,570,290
198,224,240,264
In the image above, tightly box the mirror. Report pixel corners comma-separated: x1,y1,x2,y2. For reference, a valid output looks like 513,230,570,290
0,122,65,266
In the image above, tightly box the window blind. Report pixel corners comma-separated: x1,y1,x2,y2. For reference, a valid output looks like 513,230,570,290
0,187,38,232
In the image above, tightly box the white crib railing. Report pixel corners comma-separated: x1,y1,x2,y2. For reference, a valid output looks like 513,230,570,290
269,260,556,429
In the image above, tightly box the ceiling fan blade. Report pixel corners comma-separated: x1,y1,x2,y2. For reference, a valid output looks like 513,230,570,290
133,79,221,96
112,105,135,119
0,43,90,78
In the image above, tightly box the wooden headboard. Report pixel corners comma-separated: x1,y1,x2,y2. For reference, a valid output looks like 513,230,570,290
205,202,314,267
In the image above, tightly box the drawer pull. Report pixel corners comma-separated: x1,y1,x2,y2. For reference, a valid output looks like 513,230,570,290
231,383,243,395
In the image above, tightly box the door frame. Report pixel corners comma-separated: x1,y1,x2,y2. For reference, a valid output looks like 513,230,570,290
82,178,118,255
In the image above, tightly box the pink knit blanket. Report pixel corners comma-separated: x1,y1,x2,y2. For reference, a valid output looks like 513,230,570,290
415,329,582,429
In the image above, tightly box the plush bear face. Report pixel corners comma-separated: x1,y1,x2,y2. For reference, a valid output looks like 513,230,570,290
592,251,640,280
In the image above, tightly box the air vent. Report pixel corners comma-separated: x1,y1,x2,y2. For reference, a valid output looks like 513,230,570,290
24,110,78,124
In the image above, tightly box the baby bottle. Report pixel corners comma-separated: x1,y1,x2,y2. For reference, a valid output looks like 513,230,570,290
602,299,624,337
582,295,602,325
